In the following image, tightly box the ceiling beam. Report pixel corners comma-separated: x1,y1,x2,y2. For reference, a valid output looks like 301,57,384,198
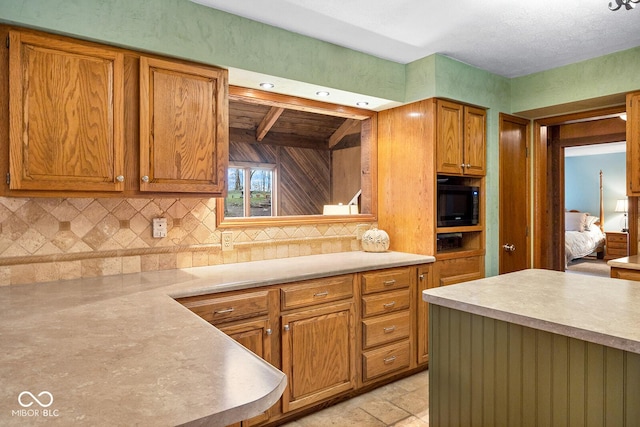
230,86,374,120
328,119,361,148
231,128,329,150
256,106,285,142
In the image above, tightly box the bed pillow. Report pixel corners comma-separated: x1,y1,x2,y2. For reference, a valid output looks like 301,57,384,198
565,212,588,232
585,215,599,231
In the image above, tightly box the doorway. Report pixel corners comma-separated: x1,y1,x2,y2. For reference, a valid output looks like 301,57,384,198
533,106,637,270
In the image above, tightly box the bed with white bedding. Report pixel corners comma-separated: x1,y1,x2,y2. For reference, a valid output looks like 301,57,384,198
565,216,605,263
565,171,606,265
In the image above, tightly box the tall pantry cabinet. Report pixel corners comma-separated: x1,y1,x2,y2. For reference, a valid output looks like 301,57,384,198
378,98,486,362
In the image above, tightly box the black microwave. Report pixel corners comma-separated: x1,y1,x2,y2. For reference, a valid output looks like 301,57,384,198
437,184,479,227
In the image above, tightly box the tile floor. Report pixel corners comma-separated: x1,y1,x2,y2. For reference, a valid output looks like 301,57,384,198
281,370,429,427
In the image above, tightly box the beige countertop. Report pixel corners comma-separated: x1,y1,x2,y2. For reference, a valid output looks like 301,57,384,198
608,254,640,270
423,268,640,354
0,251,434,426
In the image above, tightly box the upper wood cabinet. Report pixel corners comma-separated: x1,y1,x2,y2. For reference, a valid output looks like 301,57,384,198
436,99,486,176
627,92,640,196
8,30,125,192
139,56,228,194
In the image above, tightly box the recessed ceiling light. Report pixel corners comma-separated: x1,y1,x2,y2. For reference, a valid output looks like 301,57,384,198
356,101,369,107
260,82,275,89
315,91,330,97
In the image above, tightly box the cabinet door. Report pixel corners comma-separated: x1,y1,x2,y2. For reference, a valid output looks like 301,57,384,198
417,265,433,365
463,106,486,176
139,56,228,194
219,319,274,427
281,302,356,413
9,31,125,192
627,92,640,195
436,100,464,175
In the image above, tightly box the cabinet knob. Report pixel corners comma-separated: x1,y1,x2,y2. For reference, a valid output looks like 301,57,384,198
460,163,466,168
141,175,149,183
419,274,425,280
466,164,471,168
116,175,124,182
266,328,272,335
283,324,290,332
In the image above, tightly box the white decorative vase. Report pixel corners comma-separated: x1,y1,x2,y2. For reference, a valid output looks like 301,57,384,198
361,227,390,252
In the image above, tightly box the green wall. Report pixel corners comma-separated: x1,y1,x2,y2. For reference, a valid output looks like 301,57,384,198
2,0,640,276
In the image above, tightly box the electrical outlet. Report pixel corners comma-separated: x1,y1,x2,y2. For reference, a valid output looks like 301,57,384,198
221,231,233,251
356,224,369,240
152,218,167,238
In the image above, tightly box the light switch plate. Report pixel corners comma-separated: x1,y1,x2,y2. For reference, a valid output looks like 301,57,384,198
221,231,233,251
153,218,167,238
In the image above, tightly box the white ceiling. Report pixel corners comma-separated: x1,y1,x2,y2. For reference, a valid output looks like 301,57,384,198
565,141,627,157
191,0,640,78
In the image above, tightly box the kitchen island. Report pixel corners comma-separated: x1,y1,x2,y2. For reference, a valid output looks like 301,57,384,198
609,254,640,281
423,269,640,427
0,251,433,426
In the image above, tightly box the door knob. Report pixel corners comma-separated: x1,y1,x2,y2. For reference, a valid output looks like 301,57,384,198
503,243,516,252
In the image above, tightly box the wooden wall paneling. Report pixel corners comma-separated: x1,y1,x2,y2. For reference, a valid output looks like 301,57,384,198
279,146,330,216
627,351,640,424
428,305,640,426
331,146,361,205
229,140,278,164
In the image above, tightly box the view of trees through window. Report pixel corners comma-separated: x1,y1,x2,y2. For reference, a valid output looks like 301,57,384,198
225,166,274,217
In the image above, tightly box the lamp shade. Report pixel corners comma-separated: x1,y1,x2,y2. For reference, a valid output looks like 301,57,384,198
615,199,628,213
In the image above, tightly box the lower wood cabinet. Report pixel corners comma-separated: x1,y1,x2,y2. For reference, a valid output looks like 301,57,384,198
177,289,278,427
281,301,356,412
219,319,274,427
417,265,433,365
177,263,432,426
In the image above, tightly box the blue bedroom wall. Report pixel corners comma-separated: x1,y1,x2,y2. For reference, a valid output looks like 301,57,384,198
565,152,626,232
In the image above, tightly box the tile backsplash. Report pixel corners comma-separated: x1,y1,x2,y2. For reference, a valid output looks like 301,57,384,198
0,197,365,286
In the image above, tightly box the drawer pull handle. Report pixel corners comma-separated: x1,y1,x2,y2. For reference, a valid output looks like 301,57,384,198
214,308,235,314
383,356,397,365
383,301,396,309
383,326,396,334
314,291,329,297
383,280,396,286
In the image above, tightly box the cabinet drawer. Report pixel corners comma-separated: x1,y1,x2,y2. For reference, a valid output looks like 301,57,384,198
281,275,353,310
180,291,269,324
361,268,411,295
362,311,410,349
607,234,628,243
362,340,411,382
362,289,410,318
608,241,627,250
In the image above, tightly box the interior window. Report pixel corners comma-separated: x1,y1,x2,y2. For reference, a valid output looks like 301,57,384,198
225,164,275,218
